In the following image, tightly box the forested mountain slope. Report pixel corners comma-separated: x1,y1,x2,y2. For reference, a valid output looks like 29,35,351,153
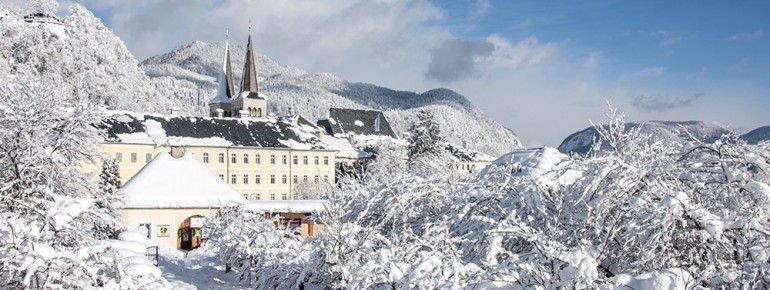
142,41,521,156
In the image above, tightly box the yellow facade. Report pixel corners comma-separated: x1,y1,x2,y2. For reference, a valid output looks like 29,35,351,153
89,143,336,201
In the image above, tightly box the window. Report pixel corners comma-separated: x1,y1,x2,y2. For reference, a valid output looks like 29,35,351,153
254,193,261,200
218,153,225,163
130,153,137,163
145,153,152,163
324,175,329,182
231,153,237,164
314,175,319,183
314,156,319,165
218,174,224,180
293,193,298,200
293,155,298,165
115,152,123,163
231,174,237,184
281,193,288,200
303,156,308,165
270,174,275,184
243,154,249,164
243,194,249,200
255,154,261,164
243,174,249,184
282,175,287,184
293,175,298,184
256,174,261,184
270,155,275,164
324,156,329,165
203,153,209,163
270,193,276,200
282,155,287,165
303,175,308,182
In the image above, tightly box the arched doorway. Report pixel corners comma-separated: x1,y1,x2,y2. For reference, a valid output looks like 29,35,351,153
177,215,206,251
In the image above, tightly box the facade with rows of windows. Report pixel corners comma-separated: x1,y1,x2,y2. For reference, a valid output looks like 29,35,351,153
85,31,348,201
92,116,339,201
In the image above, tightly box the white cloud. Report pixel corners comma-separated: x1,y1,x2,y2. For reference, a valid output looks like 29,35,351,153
621,66,666,81
651,30,683,46
727,30,763,41
481,35,558,70
469,0,491,17
582,51,605,70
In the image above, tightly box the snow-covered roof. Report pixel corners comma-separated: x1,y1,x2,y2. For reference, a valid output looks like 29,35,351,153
321,135,373,159
118,152,245,208
244,200,327,213
100,111,333,150
445,142,495,162
317,108,397,138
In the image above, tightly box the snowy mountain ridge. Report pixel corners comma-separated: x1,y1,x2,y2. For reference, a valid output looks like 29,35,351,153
558,120,732,155
141,41,521,156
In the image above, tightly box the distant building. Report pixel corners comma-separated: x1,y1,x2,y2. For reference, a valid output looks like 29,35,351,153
445,142,495,176
317,108,398,139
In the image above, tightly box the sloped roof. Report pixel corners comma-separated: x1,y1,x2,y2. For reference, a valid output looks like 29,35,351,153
317,108,397,138
445,142,495,162
119,152,245,208
99,112,332,149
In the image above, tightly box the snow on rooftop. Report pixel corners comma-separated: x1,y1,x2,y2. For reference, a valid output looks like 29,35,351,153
321,135,373,159
119,152,245,208
244,200,327,213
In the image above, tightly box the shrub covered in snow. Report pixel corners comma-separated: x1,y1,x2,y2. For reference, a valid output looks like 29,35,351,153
203,106,770,289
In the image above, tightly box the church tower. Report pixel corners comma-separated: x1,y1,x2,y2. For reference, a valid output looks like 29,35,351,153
231,24,267,118
209,31,235,117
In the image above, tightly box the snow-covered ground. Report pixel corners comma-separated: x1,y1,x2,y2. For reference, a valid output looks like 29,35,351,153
157,247,250,290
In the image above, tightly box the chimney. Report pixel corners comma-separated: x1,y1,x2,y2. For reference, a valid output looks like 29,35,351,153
239,110,249,119
288,105,295,117
170,146,185,158
170,106,181,116
316,129,324,139
463,140,468,149
215,108,224,118
347,132,356,145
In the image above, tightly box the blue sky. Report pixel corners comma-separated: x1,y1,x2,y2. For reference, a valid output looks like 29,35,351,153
6,0,768,147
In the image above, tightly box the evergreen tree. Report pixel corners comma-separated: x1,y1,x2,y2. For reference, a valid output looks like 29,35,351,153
90,157,124,239
407,109,443,160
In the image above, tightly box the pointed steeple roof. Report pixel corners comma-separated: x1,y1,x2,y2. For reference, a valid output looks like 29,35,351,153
241,33,259,94
210,32,236,104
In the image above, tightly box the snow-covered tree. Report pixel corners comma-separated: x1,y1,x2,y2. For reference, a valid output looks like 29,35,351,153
88,157,124,239
27,0,58,15
0,64,144,288
407,109,444,160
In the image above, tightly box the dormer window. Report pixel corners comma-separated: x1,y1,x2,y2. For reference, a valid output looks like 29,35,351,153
374,114,381,133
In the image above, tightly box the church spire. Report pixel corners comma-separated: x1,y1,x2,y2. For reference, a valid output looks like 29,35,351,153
210,30,235,104
241,22,259,94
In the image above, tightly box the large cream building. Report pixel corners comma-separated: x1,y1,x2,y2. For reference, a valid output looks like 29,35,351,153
87,31,362,201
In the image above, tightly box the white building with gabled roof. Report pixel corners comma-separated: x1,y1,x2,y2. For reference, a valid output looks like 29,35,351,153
118,151,245,249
